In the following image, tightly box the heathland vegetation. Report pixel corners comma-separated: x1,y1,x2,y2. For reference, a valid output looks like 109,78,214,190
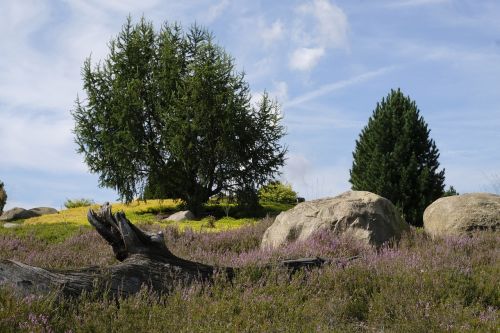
0,210,498,331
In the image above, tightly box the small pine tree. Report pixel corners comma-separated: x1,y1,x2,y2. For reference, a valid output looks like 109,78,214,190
0,181,7,215
350,89,445,226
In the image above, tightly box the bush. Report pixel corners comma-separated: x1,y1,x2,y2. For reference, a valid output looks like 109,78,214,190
258,181,297,204
0,181,6,215
443,186,459,197
63,198,95,209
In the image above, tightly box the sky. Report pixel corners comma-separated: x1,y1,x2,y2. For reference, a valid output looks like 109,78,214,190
1,0,499,210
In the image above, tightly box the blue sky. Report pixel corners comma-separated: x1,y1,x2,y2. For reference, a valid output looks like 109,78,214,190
1,0,499,210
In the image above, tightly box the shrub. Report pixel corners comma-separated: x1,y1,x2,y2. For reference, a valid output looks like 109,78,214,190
63,198,95,209
0,181,6,215
443,186,459,197
258,181,297,204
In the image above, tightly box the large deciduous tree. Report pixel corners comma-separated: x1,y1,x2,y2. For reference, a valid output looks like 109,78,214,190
72,17,286,214
349,89,445,226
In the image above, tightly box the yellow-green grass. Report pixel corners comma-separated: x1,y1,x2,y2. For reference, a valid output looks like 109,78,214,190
158,216,257,232
0,199,258,243
24,199,182,226
0,198,292,245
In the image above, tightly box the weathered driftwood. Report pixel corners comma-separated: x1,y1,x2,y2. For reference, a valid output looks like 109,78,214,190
0,204,357,298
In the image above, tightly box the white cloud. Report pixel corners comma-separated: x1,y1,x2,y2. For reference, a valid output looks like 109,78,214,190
0,111,85,173
285,65,396,107
261,19,285,46
289,0,348,71
296,0,348,49
289,47,325,71
205,0,230,23
386,0,449,8
282,155,350,199
271,81,288,102
69,0,162,14
286,113,362,132
282,154,312,188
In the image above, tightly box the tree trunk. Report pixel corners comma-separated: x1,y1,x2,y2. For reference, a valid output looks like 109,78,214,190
0,204,356,298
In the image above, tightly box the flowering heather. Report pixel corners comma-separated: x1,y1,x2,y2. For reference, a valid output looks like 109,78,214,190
0,218,498,332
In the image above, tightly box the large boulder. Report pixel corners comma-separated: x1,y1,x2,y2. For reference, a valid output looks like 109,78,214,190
0,206,58,222
0,182,6,215
0,208,39,221
261,191,409,249
164,210,195,222
29,207,58,216
423,193,500,237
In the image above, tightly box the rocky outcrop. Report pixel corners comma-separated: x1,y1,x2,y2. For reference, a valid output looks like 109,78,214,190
0,182,6,215
261,191,409,249
2,222,21,229
0,208,39,221
0,207,58,222
164,210,195,222
423,193,500,237
29,207,58,216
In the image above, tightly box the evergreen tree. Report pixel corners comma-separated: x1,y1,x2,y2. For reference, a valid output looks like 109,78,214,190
350,89,445,226
72,17,286,215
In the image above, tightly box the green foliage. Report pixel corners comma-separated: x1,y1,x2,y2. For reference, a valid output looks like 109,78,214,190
0,181,6,215
443,186,459,197
63,198,95,209
258,181,297,204
0,223,90,244
350,89,445,226
235,185,261,213
72,17,286,215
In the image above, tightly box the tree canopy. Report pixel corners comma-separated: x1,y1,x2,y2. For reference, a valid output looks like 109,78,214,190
349,89,445,226
72,17,286,214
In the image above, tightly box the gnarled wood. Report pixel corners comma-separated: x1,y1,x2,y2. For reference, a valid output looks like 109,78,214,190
0,203,356,298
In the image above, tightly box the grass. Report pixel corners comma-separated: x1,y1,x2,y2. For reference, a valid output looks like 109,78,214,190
0,199,264,243
25,199,183,226
0,222,498,332
0,200,498,331
0,199,292,243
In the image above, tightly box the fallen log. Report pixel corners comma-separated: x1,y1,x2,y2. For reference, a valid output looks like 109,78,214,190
0,203,357,298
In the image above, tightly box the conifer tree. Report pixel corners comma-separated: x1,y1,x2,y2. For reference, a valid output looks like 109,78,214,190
72,17,286,215
350,89,445,226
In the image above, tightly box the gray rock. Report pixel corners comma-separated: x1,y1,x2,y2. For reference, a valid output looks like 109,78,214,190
424,193,500,237
164,210,195,222
2,222,21,229
261,191,409,249
0,208,38,221
29,207,58,216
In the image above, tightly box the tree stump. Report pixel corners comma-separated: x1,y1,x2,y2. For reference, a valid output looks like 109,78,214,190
0,204,355,298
